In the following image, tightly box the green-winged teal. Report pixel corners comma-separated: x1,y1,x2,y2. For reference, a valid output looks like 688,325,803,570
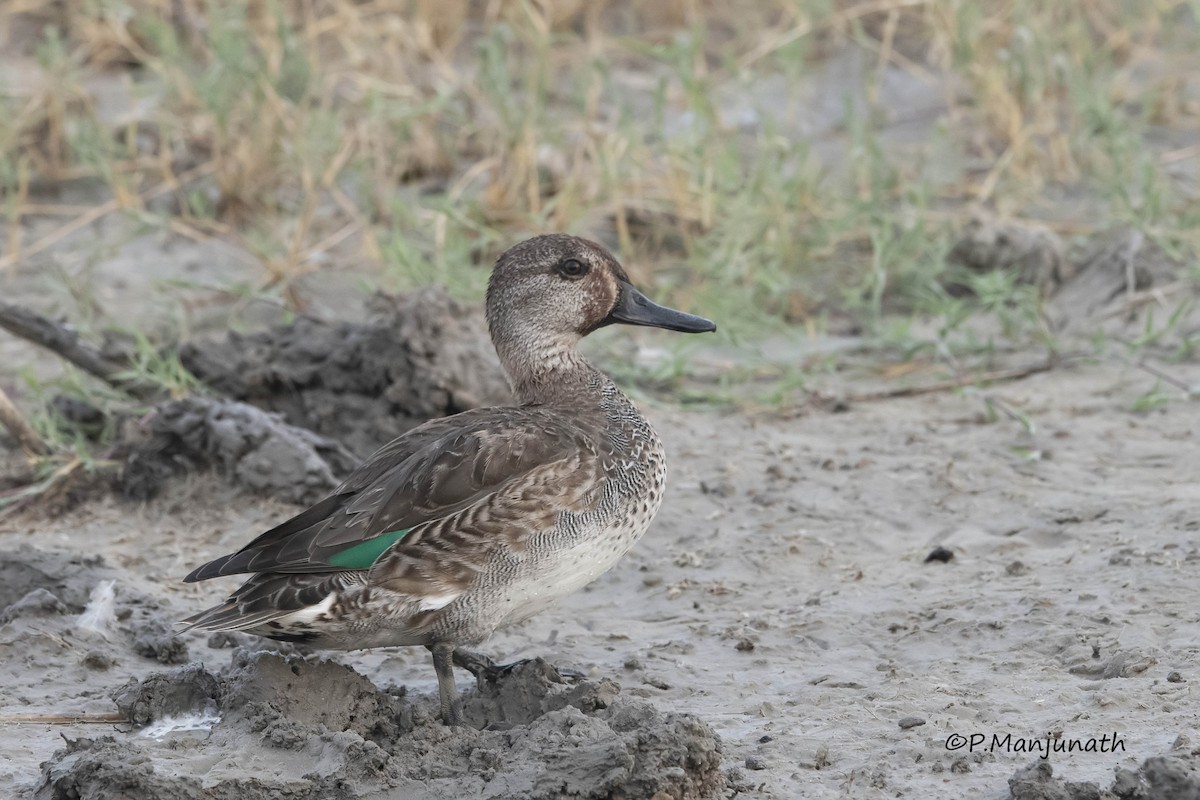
181,234,715,725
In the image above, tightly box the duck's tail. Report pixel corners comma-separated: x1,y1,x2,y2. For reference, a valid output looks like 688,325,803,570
178,571,366,642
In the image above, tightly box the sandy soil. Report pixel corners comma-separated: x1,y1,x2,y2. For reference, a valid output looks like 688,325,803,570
3,348,1199,797
1,147,1197,799
2,17,1198,796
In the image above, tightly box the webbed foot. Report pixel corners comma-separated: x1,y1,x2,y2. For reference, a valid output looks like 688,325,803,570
452,649,584,684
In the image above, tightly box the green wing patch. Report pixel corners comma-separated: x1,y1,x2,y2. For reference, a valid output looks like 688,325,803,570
327,528,411,569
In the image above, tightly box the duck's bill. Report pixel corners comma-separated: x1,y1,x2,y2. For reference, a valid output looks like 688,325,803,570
606,282,717,334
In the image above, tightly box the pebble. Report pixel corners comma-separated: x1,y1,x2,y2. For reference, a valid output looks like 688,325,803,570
924,547,954,564
82,651,116,670
898,716,926,730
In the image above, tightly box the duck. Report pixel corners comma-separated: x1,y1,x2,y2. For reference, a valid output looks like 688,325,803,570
180,233,716,726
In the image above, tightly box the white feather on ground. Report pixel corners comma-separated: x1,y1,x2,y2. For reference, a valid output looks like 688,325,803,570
75,580,117,640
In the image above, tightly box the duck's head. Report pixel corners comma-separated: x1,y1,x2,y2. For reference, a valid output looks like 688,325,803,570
486,235,715,361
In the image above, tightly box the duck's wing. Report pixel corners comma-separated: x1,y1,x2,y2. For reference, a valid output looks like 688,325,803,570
184,407,604,582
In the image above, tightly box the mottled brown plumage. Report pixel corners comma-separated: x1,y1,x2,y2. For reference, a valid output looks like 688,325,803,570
180,234,715,725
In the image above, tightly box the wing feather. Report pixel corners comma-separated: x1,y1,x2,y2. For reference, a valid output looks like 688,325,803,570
178,571,364,632
184,407,604,582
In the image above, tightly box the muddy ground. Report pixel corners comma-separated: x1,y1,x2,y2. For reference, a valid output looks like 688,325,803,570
4,286,1200,798
1,79,1198,799
2,8,1199,793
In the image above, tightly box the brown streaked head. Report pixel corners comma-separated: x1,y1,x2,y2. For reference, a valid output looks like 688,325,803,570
485,234,716,351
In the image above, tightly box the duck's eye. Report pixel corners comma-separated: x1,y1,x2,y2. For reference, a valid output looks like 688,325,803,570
557,258,588,279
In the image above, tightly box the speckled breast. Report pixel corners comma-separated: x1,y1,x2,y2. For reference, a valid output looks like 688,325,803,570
456,391,668,640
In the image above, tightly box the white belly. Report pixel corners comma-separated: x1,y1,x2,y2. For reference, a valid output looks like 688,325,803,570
495,523,645,626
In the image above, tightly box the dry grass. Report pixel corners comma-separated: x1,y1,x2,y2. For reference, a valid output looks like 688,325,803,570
0,0,1197,334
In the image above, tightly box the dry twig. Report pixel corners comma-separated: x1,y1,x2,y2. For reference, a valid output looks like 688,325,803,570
0,385,50,456
0,712,127,725
847,361,1058,403
0,162,216,273
1127,358,1198,396
0,302,160,400
739,0,931,69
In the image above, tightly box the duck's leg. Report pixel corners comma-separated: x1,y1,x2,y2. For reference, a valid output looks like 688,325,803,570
428,642,464,726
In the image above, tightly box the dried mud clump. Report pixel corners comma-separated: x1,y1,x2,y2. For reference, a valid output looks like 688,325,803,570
1046,227,1184,332
120,397,360,505
948,218,1191,338
111,664,220,726
1006,746,1200,800
36,737,201,800
947,212,1071,296
37,650,725,800
179,286,512,457
0,546,119,611
0,548,196,680
0,586,68,624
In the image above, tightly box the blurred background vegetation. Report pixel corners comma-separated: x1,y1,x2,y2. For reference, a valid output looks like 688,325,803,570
1,0,1197,375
